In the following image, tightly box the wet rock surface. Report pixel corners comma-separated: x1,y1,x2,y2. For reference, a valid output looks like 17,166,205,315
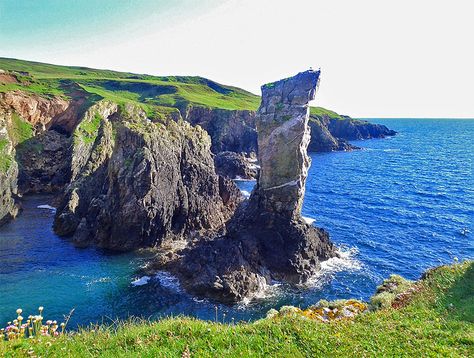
169,71,337,302
214,151,258,180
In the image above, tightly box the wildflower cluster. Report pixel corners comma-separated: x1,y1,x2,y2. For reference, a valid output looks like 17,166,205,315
1,307,66,341
266,299,368,322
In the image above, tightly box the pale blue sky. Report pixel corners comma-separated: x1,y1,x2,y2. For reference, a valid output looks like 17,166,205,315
1,0,473,117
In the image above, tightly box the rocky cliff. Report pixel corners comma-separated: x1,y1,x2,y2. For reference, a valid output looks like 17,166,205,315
168,71,337,302
0,91,74,224
185,106,396,179
184,107,257,154
0,110,19,225
53,101,240,250
183,105,395,158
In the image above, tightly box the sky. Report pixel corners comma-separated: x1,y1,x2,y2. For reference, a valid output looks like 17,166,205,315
1,0,473,118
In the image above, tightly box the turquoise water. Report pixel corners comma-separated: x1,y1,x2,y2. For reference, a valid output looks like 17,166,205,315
1,119,473,327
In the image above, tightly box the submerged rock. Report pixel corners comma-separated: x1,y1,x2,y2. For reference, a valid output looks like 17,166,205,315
169,70,337,302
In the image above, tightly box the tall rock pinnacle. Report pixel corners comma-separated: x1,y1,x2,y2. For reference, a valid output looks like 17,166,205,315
168,70,336,303
254,70,320,219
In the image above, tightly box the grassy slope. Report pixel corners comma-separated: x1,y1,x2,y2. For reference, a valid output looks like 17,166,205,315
0,57,261,113
1,261,472,357
0,58,358,121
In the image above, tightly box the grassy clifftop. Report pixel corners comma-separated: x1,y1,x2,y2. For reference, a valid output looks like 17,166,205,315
0,57,261,114
1,58,359,122
1,261,472,357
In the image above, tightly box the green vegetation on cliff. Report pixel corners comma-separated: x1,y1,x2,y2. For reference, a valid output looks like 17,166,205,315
8,114,34,145
1,261,472,357
0,58,260,114
0,138,12,173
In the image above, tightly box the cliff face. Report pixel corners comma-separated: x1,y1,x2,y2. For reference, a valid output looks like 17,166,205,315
183,106,395,158
184,107,257,154
0,91,69,131
185,106,395,180
16,130,71,194
0,91,74,224
0,111,19,224
169,71,337,302
307,116,357,152
53,102,240,250
327,116,396,140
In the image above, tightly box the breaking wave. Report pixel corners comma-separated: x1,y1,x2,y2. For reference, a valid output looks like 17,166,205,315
37,204,56,213
131,276,151,286
307,246,362,288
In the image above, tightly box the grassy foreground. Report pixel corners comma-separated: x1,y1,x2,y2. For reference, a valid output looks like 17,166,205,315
1,261,472,357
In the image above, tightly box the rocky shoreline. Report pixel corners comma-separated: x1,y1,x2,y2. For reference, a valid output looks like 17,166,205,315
164,70,337,302
0,61,396,303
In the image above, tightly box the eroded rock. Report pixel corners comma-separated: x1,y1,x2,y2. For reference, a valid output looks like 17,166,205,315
53,102,241,250
169,70,337,302
214,151,259,180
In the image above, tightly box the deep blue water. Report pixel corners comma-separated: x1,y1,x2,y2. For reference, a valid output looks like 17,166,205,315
1,119,473,327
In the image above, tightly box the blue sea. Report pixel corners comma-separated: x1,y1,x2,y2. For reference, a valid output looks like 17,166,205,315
0,119,473,327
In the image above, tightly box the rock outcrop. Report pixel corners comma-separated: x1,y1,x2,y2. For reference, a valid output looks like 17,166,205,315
328,116,396,141
307,117,358,152
169,71,337,302
16,130,71,194
184,107,257,154
0,111,19,225
0,90,79,224
183,105,395,157
214,151,259,180
53,102,241,250
0,91,69,132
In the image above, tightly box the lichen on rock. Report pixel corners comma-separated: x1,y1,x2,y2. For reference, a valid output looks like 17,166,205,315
53,101,241,250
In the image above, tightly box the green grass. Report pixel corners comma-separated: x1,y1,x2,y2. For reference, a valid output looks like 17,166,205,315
8,114,34,145
73,111,105,145
1,57,357,124
310,106,345,120
1,261,472,357
0,138,13,173
0,57,260,112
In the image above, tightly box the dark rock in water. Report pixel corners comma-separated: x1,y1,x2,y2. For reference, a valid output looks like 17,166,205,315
214,151,259,180
308,117,359,152
182,103,395,156
169,70,337,302
328,116,396,140
53,101,241,250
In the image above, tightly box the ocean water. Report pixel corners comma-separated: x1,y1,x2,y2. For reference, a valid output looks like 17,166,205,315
0,119,473,327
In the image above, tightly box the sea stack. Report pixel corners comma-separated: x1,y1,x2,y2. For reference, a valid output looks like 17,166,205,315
251,70,319,219
230,70,337,285
169,70,337,302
